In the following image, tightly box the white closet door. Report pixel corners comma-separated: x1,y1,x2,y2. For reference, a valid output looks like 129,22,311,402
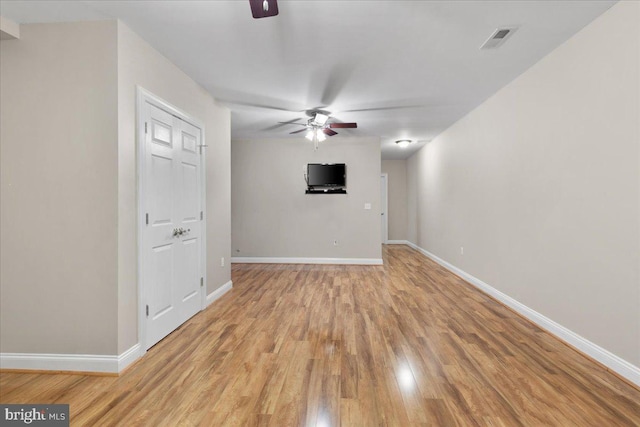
143,102,203,350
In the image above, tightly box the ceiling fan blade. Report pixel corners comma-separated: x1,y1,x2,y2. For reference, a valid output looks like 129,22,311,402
262,118,305,131
328,122,357,129
217,97,307,114
340,105,421,113
220,100,297,112
319,61,356,106
323,128,338,136
249,0,279,19
290,128,308,135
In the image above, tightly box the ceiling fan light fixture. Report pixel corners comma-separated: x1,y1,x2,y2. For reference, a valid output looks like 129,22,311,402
395,139,412,148
305,130,315,141
316,129,327,142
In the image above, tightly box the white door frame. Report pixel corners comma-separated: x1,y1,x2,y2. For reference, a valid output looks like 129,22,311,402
381,173,388,244
136,87,207,353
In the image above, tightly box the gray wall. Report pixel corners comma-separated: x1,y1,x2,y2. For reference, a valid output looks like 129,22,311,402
1,22,119,354
381,160,408,241
232,137,382,260
0,20,231,356
406,1,639,366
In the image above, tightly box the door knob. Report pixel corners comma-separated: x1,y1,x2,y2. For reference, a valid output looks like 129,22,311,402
172,227,191,238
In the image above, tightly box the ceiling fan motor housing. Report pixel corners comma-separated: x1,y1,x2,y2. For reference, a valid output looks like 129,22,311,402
285,110,357,138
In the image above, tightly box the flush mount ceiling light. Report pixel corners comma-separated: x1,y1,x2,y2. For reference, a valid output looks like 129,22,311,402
395,139,412,148
480,27,517,49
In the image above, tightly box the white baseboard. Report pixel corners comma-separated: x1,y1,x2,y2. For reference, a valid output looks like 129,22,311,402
386,240,411,245
0,343,142,374
1,281,235,375
117,343,142,372
403,241,640,387
404,240,421,251
206,280,233,307
231,257,383,265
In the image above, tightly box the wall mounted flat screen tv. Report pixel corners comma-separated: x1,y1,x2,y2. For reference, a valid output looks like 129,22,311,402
307,163,346,188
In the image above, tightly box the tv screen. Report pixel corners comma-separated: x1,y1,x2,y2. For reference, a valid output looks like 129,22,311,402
307,163,346,187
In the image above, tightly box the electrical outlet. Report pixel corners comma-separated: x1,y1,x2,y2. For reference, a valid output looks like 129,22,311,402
221,257,225,267
460,247,464,255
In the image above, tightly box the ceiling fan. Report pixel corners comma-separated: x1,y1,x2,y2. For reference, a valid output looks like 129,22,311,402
249,0,278,19
283,111,357,150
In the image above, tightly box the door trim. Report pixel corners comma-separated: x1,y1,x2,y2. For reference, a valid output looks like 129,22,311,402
136,87,207,353
381,173,388,244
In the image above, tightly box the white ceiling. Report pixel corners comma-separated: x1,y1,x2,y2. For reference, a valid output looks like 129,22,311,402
1,0,616,159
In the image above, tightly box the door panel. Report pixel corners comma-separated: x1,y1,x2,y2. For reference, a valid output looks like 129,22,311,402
181,131,197,153
149,243,174,315
176,235,200,325
180,238,200,298
180,162,199,223
143,102,203,350
149,154,174,226
151,119,173,147
175,121,202,326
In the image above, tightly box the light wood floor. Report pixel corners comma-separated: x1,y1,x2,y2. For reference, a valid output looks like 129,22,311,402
1,245,639,426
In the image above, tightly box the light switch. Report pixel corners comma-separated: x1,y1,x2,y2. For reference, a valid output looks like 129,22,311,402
364,203,372,210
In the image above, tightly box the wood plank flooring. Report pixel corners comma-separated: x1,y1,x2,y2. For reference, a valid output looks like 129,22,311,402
1,245,639,426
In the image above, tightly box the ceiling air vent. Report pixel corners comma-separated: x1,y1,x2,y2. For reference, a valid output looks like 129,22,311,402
480,27,517,49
